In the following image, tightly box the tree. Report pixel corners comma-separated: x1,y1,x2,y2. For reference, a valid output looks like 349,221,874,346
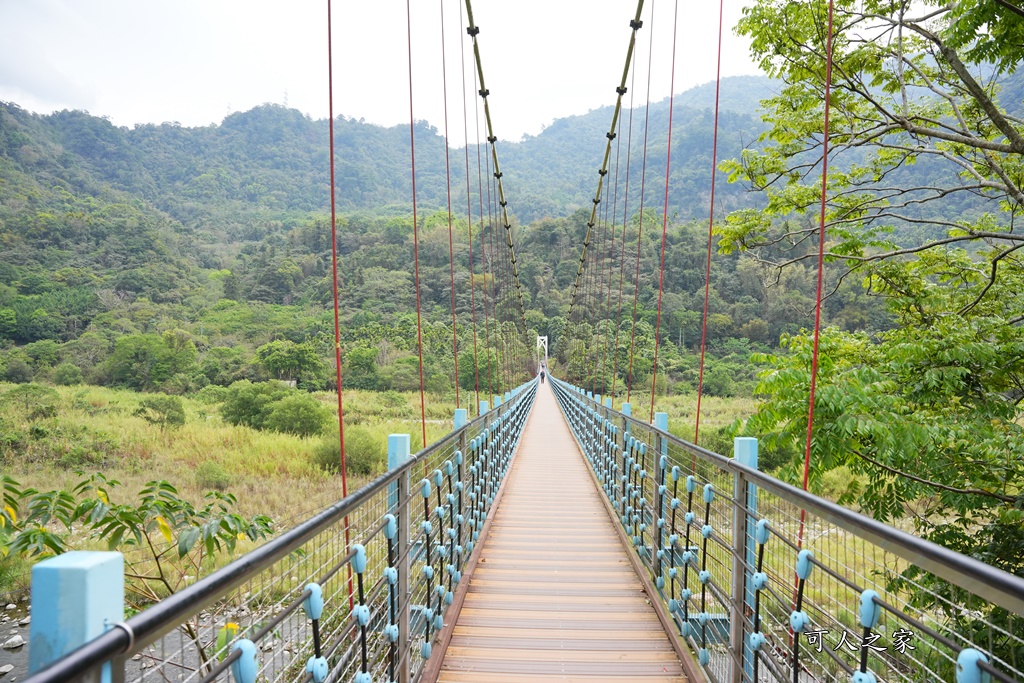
107,334,197,391
134,395,186,430
263,393,330,437
1,474,272,675
219,380,289,430
721,0,1024,283
254,340,321,385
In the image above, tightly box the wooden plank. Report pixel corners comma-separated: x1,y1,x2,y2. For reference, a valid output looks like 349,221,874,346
426,383,687,682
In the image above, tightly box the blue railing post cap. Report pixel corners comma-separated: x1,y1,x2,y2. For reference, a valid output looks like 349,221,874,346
352,544,368,574
852,672,878,683
421,479,432,497
306,656,329,683
384,514,398,540
354,672,372,683
703,483,715,503
859,589,881,628
956,648,991,683
755,519,771,545
686,475,697,493
230,639,258,683
796,549,814,581
302,583,324,620
749,632,766,652
789,610,811,633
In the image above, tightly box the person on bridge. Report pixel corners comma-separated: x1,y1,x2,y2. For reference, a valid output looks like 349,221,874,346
539,368,545,384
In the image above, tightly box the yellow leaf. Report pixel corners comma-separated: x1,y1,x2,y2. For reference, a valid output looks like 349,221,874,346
155,516,173,543
3,504,15,525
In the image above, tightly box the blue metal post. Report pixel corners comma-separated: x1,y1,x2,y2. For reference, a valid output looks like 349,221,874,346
29,551,124,682
654,413,669,567
388,434,411,511
733,437,758,683
604,397,612,408
454,408,468,430
479,400,489,415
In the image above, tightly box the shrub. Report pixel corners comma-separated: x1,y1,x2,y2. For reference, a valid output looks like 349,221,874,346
263,393,330,437
134,395,186,430
3,359,32,384
313,426,385,476
196,461,232,491
220,380,289,429
53,362,83,386
195,384,229,404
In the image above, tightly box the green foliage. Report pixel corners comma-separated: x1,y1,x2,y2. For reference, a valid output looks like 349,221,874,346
255,340,321,384
3,358,32,383
53,362,83,385
107,333,197,392
195,461,232,491
263,393,330,437
134,395,186,430
313,426,385,476
219,380,289,430
2,383,60,419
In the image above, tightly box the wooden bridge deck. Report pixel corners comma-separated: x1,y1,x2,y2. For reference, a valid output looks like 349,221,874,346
433,383,687,683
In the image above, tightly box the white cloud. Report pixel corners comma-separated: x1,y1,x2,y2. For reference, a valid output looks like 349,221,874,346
0,0,761,140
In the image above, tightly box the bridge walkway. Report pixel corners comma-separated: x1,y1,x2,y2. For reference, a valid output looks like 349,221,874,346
431,383,687,683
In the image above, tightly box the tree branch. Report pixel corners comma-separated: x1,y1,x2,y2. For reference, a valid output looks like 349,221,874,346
852,449,1016,504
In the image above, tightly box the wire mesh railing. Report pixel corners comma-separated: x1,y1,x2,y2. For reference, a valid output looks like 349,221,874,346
23,380,538,683
551,376,1024,683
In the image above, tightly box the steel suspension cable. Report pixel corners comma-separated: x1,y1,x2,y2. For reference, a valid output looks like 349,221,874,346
626,0,657,403
693,0,725,445
648,0,680,422
405,0,428,450
439,0,461,408
473,67,496,398
463,0,527,324
459,0,481,413
562,0,647,338
600,122,624,395
611,53,639,398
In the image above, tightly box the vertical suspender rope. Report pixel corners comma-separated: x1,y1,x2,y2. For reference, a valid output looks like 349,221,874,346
797,0,836,547
459,0,481,413
626,0,657,403
612,55,638,398
473,70,496,398
406,0,429,451
440,0,461,408
326,0,353,611
649,0,680,422
601,128,623,396
693,0,725,445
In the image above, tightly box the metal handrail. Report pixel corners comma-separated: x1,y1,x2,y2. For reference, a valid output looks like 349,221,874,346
553,377,1024,617
24,383,539,683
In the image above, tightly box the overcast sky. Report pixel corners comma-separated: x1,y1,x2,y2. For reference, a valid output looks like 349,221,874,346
0,0,762,143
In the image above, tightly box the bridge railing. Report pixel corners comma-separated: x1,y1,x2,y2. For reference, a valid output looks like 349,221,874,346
24,380,538,683
551,376,1024,683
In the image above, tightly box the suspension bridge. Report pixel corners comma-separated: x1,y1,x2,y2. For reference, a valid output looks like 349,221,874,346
13,0,1024,682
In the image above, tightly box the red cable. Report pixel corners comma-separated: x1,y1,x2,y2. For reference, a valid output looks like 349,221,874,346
649,0,680,422
693,0,725,445
797,0,837,545
626,0,657,404
406,0,428,450
439,0,460,408
459,0,481,413
325,0,352,611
